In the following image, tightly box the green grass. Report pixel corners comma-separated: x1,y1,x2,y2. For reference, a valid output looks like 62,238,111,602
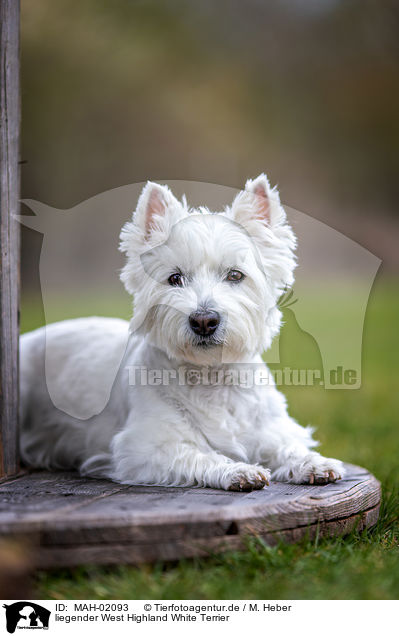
28,277,399,600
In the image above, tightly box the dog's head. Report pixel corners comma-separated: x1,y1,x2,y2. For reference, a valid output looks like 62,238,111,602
120,175,296,364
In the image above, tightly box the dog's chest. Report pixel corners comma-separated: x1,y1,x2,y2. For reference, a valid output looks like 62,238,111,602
165,382,264,460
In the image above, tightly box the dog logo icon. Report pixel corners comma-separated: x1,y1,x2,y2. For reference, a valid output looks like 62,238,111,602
2,602,50,633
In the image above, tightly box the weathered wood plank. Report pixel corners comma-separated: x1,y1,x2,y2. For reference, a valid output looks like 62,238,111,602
0,464,379,529
33,503,381,568
0,0,20,478
0,471,127,522
0,464,381,567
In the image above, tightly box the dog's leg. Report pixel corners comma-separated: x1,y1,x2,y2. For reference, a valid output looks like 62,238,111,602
117,444,270,491
111,419,270,490
255,415,345,484
165,447,271,491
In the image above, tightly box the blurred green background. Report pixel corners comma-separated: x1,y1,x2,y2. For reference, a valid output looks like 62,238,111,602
21,0,399,289
19,0,399,599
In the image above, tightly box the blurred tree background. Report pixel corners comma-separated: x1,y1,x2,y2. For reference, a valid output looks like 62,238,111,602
21,0,399,294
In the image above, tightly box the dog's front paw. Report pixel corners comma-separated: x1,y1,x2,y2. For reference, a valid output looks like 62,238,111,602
226,464,271,492
286,453,345,485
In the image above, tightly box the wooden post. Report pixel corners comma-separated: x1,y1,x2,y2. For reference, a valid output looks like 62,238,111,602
0,0,20,478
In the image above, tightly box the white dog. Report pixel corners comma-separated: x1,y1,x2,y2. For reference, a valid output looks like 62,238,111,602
20,175,344,491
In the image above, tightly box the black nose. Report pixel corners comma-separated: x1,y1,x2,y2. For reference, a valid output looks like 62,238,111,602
189,310,220,337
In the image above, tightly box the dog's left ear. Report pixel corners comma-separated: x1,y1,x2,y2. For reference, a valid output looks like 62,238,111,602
229,174,296,290
230,173,286,229
245,174,272,223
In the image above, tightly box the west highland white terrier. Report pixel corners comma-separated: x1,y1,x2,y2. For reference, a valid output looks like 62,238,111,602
20,175,344,491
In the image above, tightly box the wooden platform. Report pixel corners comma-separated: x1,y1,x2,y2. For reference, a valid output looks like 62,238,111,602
0,464,380,568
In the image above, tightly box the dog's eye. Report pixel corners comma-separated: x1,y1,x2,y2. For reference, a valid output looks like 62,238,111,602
168,272,184,287
225,269,245,283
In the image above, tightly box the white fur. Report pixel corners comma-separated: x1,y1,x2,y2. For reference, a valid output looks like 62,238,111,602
20,175,344,490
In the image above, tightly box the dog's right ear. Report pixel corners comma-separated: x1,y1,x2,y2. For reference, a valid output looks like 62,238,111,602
119,182,186,297
133,182,185,240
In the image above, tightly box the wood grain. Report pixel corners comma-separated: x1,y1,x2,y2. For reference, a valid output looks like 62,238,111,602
0,0,20,478
34,504,381,568
0,464,381,567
